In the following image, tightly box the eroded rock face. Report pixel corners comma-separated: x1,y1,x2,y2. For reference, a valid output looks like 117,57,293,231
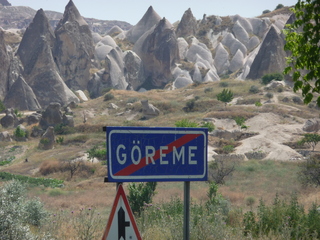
176,8,198,38
39,102,63,130
0,28,10,100
124,50,144,90
133,18,179,89
303,119,320,132
0,108,18,128
38,126,55,150
126,6,161,44
16,8,79,108
246,25,287,79
141,99,160,119
53,0,94,90
4,75,41,111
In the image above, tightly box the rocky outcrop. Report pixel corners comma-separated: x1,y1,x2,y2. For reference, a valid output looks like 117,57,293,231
0,28,10,100
53,0,94,90
16,8,79,108
4,75,41,111
133,18,179,89
39,102,63,130
27,112,42,125
124,50,144,90
141,99,160,119
176,8,198,38
0,131,12,142
0,0,11,6
126,6,161,44
0,108,19,128
303,119,320,132
38,126,55,150
246,25,287,79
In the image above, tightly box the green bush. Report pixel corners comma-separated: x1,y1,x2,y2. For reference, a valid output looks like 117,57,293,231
262,9,271,14
249,85,260,94
261,73,283,85
200,121,215,132
275,3,284,10
174,119,199,128
54,123,75,135
217,89,234,108
265,92,274,99
14,126,26,138
86,145,106,161
103,92,114,101
222,145,235,154
127,182,157,216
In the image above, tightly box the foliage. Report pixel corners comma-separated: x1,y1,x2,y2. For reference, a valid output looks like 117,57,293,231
298,154,320,187
0,99,5,113
14,125,26,138
0,172,64,188
56,136,64,144
249,85,260,94
219,81,229,87
86,145,106,161
103,92,114,101
217,89,234,108
127,182,157,216
297,133,320,151
0,180,49,239
14,109,24,118
222,145,235,154
54,123,75,135
243,193,320,238
233,116,246,129
255,101,262,107
174,118,199,128
184,98,197,112
208,159,236,184
200,121,215,132
275,3,284,10
261,73,284,85
284,0,320,105
262,9,271,14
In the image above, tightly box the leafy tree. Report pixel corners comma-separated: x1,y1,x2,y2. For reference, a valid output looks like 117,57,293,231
297,133,320,151
262,9,271,14
14,125,26,138
261,73,283,85
284,0,320,105
208,159,236,185
275,4,284,10
217,89,234,108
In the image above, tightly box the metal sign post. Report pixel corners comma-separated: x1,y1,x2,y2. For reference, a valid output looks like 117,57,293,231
183,181,190,240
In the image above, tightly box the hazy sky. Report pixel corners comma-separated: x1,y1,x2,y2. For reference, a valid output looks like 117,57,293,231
9,0,298,25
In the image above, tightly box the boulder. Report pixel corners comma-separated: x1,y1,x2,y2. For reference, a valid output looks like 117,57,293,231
133,18,179,89
177,37,189,59
27,112,42,125
62,114,74,127
53,0,94,90
0,108,18,128
4,75,41,111
38,126,55,150
39,102,63,130
141,99,160,119
176,8,198,38
75,90,88,102
126,6,162,43
0,131,12,142
214,43,230,75
303,119,320,132
229,49,244,72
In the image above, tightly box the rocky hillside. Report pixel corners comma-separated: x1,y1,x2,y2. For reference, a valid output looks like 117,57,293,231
0,0,295,112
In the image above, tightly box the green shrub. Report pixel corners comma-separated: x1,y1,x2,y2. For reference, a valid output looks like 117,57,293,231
103,92,114,101
54,124,75,135
174,119,199,128
262,9,271,14
275,3,284,10
249,85,260,94
14,126,26,138
265,92,274,99
86,145,106,161
219,81,229,87
204,87,213,93
222,145,234,154
261,73,283,85
127,182,157,216
217,89,234,108
200,121,215,132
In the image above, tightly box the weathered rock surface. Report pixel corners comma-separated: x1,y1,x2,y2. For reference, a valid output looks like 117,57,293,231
27,112,42,125
0,131,12,142
141,99,160,119
133,18,179,89
176,8,198,38
38,126,55,150
4,75,41,111
53,0,94,90
126,6,161,44
39,102,63,130
0,28,10,100
246,25,287,79
124,50,144,90
0,108,18,128
303,119,320,133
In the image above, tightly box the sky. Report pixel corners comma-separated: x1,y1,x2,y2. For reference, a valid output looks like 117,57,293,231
9,0,298,25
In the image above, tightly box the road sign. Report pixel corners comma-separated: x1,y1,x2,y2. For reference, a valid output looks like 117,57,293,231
101,184,141,240
106,126,208,182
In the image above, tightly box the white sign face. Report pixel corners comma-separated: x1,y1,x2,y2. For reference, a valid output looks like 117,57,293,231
102,185,141,240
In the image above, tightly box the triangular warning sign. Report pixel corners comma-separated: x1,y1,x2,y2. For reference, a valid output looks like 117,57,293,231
102,184,142,240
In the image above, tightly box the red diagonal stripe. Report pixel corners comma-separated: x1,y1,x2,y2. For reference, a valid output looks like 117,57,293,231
114,134,201,176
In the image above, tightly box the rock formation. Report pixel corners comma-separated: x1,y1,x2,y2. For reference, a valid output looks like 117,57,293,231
124,50,144,90
0,0,11,6
16,8,79,108
126,6,162,44
39,102,63,130
4,75,41,111
0,28,10,100
141,99,160,119
176,8,198,38
38,126,55,150
53,0,94,90
246,25,287,79
133,18,179,89
303,119,320,133
0,131,12,142
0,108,18,128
